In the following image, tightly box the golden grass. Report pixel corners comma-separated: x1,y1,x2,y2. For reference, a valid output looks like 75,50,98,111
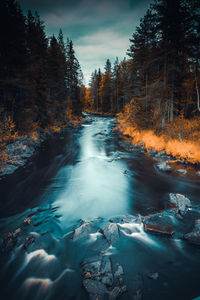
117,114,200,164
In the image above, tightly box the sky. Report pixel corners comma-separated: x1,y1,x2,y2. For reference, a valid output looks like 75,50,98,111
19,0,152,86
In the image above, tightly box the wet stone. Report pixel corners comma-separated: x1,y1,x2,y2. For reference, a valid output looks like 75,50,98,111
83,279,108,298
114,264,124,278
149,149,157,156
177,169,187,175
109,286,126,299
184,219,200,246
144,213,174,236
81,254,126,299
148,272,159,280
73,221,96,241
100,223,120,245
23,234,36,250
2,228,22,251
156,161,172,172
169,193,191,216
109,214,140,224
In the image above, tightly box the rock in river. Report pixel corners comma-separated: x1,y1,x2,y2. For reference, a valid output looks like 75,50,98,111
73,221,96,241
144,213,174,236
2,228,22,251
169,193,191,216
81,254,126,299
100,223,120,245
184,220,200,246
156,161,172,172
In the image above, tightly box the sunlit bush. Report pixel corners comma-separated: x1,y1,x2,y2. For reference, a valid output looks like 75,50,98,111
117,105,200,164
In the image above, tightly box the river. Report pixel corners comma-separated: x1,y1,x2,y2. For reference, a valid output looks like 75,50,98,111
0,114,200,300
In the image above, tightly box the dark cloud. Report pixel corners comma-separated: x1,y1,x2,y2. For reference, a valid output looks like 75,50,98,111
18,0,152,85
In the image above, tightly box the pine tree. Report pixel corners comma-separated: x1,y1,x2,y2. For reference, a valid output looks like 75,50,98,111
101,59,112,113
66,39,82,116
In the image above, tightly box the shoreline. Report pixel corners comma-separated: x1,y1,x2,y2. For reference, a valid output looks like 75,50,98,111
0,120,82,178
115,122,200,177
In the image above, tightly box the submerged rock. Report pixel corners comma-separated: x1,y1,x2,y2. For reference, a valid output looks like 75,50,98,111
23,234,36,250
184,220,200,246
114,264,124,278
83,279,108,298
148,272,159,280
177,169,187,175
2,228,22,251
156,161,172,172
144,213,174,236
109,286,126,299
81,255,126,299
169,193,191,216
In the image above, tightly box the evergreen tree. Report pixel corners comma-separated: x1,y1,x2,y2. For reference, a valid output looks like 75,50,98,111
101,59,112,113
66,39,82,115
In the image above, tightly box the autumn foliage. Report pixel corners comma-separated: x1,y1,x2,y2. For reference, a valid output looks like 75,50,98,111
117,101,200,164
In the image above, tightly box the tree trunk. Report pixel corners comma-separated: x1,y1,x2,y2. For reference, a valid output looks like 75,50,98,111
195,65,200,111
161,106,165,130
145,72,148,113
170,71,174,121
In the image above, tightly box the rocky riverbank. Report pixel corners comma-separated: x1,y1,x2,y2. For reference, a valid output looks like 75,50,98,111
117,133,200,178
1,192,200,299
0,135,41,177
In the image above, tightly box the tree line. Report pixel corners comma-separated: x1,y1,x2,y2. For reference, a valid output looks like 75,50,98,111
88,0,200,130
0,0,84,135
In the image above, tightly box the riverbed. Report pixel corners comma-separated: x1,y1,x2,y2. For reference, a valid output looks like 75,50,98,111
0,114,200,300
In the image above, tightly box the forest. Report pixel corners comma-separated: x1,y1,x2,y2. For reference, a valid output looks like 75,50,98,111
0,0,200,163
88,0,200,163
0,0,85,163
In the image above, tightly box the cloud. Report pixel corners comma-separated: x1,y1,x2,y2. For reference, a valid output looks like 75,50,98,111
74,29,130,85
19,0,152,85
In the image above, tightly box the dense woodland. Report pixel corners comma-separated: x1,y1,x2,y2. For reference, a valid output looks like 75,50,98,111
88,0,200,132
0,0,84,140
0,0,200,163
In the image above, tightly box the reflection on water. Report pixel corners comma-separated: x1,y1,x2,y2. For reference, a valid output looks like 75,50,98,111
54,117,130,226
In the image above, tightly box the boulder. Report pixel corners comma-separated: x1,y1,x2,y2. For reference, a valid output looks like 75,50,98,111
101,256,113,287
144,213,174,236
100,223,120,245
109,214,141,224
169,193,191,216
73,221,96,241
81,255,126,299
184,220,200,246
156,162,172,172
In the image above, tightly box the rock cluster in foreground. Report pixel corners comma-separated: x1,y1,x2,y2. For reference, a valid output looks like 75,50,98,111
1,192,200,299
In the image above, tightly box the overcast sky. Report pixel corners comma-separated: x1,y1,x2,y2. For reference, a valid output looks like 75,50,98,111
19,0,152,85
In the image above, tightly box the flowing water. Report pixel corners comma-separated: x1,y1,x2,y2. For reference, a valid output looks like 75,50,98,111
0,114,200,300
